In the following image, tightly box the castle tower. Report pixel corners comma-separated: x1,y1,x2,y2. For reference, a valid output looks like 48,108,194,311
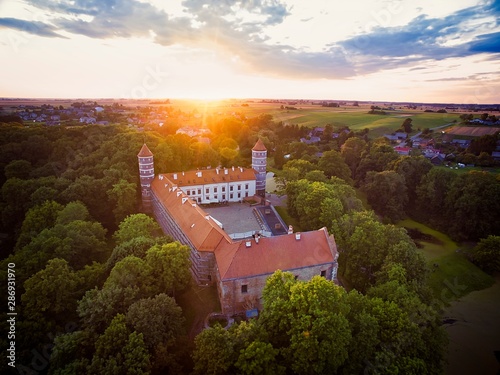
252,139,267,197
137,143,154,211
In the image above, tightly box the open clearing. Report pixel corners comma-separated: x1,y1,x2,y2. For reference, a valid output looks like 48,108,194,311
397,218,497,373
444,276,500,375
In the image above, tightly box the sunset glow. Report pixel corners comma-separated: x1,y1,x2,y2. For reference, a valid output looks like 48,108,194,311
0,0,499,103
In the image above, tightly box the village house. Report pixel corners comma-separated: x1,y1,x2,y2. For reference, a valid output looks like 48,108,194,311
138,141,339,315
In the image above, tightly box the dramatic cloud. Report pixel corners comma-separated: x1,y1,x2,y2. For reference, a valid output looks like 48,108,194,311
0,17,64,38
1,0,498,80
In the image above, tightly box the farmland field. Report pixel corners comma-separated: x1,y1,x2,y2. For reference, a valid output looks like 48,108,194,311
445,125,500,136
170,100,460,138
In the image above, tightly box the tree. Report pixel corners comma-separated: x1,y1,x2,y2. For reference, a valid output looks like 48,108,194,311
340,137,368,177
234,341,284,375
4,159,32,179
107,179,138,225
333,210,415,291
392,156,432,204
21,258,81,321
15,200,63,250
286,179,362,231
400,118,413,133
88,314,151,375
56,201,90,225
356,142,399,183
445,171,500,240
106,236,156,271
113,213,160,244
126,294,185,349
49,330,95,375
192,325,234,375
363,170,408,221
471,235,500,274
317,150,353,184
145,242,192,295
260,272,351,374
415,167,456,226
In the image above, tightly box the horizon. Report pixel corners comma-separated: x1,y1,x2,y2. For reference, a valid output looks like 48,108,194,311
1,1,499,103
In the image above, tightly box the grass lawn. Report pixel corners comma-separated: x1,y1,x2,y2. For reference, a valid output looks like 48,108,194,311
397,218,457,259
397,218,494,302
427,252,494,303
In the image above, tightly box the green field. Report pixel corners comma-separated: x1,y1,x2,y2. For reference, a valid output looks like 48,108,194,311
397,219,494,302
169,100,460,138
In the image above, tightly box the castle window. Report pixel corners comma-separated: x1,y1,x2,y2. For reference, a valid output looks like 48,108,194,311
222,194,226,200
198,189,201,195
245,184,249,190
230,193,233,199
238,193,241,199
206,188,209,194
237,185,241,191
321,270,326,278
186,191,190,195
241,285,248,293
222,187,226,192
214,187,218,193
230,186,234,191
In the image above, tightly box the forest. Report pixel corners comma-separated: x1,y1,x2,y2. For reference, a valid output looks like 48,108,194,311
0,106,499,374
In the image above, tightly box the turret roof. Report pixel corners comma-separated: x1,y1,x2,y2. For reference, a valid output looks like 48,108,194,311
252,138,267,151
138,143,153,157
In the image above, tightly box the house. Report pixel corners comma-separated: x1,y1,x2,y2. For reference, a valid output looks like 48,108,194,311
138,141,339,315
394,146,410,155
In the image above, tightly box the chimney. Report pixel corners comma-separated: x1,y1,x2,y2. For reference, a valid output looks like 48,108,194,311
245,241,252,248
216,168,219,175
288,225,293,234
255,234,260,244
295,232,301,241
197,171,202,178
232,166,235,171
173,173,177,180
224,168,228,175
182,171,185,176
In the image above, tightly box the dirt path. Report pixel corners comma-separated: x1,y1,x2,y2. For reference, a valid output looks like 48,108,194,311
443,276,500,374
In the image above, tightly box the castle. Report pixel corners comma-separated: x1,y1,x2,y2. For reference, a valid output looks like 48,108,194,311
138,140,339,315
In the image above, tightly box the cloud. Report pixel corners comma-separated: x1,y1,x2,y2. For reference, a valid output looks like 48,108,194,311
469,31,500,53
0,0,498,80
0,18,64,38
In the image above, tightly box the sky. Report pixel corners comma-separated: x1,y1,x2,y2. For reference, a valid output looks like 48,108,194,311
0,0,499,103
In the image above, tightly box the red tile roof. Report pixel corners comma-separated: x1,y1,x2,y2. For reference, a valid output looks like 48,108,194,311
137,143,153,157
151,175,232,252
165,167,255,187
252,139,267,151
215,228,336,280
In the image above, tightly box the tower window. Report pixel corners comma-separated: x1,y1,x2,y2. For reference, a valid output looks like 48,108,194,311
241,285,248,293
321,270,326,278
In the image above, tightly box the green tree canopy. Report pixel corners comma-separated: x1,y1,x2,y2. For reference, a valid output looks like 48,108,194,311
363,170,408,221
113,213,161,244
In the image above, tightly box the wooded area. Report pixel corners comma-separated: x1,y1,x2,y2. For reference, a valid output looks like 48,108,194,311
0,108,498,373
